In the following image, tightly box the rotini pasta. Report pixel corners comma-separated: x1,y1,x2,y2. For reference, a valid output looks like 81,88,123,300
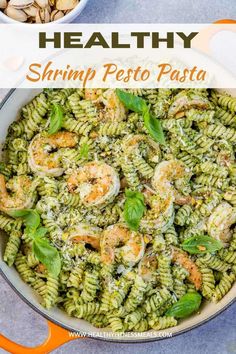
0,88,235,333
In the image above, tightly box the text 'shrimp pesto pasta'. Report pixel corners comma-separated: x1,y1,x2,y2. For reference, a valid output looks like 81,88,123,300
0,88,236,333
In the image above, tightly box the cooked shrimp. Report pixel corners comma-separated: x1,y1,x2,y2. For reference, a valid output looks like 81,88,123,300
84,89,103,101
63,223,101,250
140,192,174,233
152,160,188,197
122,134,145,152
144,184,188,204
28,132,78,177
140,160,189,232
174,195,195,206
171,247,202,290
67,161,120,207
0,174,36,214
35,263,46,273
85,89,126,122
123,134,161,163
207,202,236,246
138,247,158,281
100,224,145,265
168,91,210,118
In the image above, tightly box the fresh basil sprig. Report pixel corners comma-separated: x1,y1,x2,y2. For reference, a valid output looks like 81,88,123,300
143,110,165,145
48,103,64,135
166,292,202,319
116,89,147,112
10,209,61,276
124,189,146,231
32,236,61,277
182,235,223,254
10,209,40,230
78,143,89,160
116,89,165,145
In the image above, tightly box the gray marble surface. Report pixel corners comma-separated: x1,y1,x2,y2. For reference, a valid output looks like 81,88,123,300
0,1,236,353
73,0,236,23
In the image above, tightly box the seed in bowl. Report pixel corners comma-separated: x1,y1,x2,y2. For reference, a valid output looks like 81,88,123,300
0,0,7,8
1,0,79,23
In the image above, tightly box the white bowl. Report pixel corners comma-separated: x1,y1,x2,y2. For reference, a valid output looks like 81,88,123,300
0,0,89,24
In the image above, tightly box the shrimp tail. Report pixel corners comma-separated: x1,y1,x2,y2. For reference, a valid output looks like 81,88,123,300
171,247,202,290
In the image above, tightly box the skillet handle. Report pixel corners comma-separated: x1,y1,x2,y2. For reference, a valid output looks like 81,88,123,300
193,19,236,53
0,320,82,354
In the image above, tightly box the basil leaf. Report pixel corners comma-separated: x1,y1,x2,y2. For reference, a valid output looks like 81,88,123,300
166,292,202,319
9,209,40,230
48,103,64,135
11,211,56,275
33,237,61,277
79,143,89,160
143,110,165,145
182,235,223,254
125,189,144,201
116,89,165,145
34,227,48,238
116,89,148,113
124,189,146,231
25,226,48,241
24,226,38,240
